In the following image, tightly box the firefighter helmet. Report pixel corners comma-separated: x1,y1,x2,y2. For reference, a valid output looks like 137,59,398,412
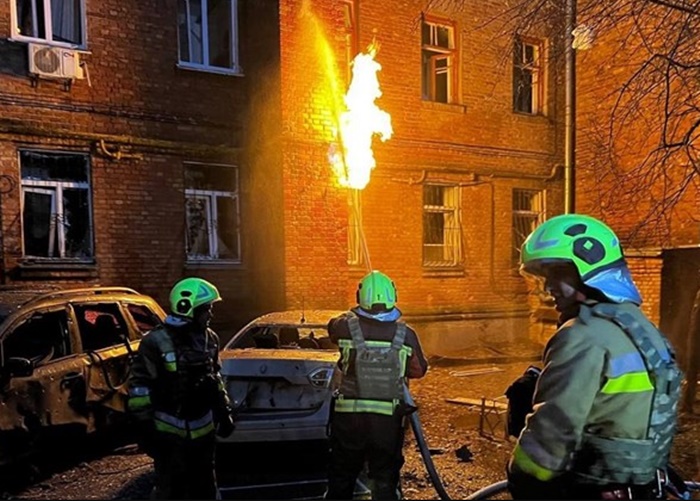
169,277,222,319
356,270,397,311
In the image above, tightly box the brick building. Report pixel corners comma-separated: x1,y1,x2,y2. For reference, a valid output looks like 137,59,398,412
0,0,565,351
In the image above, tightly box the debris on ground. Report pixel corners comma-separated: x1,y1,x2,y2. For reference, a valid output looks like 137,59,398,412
455,445,474,463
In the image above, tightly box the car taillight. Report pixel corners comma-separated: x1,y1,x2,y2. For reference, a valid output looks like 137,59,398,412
308,367,333,388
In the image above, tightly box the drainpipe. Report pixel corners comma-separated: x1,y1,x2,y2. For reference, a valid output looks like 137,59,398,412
564,0,576,214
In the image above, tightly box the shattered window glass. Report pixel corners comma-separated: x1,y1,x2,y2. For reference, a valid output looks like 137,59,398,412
3,310,71,366
177,0,239,70
73,303,128,352
513,38,542,114
421,19,455,103
20,151,93,260
185,163,240,262
126,304,162,335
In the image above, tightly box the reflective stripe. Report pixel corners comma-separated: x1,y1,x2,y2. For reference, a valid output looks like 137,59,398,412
608,352,646,378
189,411,214,430
154,419,187,437
191,422,215,439
334,398,396,416
337,338,413,356
129,386,150,397
518,431,568,473
128,396,151,409
601,372,654,394
163,352,177,372
512,443,556,481
154,410,213,431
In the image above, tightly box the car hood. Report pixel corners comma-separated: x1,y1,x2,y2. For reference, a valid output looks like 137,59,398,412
220,348,340,363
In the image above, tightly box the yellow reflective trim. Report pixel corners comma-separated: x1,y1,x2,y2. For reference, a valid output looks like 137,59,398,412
154,419,186,437
334,398,396,416
190,422,215,439
513,444,556,481
601,371,654,394
127,396,151,409
164,362,177,372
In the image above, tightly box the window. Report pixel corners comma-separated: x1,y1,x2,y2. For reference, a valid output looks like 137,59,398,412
348,190,365,267
73,303,129,352
341,0,359,82
421,18,456,103
2,310,71,366
20,151,93,260
423,184,462,267
12,0,85,46
177,0,241,73
512,189,546,265
185,163,240,262
126,304,162,335
513,37,543,114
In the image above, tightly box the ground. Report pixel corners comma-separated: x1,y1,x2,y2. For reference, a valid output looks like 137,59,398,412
4,359,700,500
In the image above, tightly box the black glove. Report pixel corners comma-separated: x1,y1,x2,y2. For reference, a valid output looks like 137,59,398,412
505,366,541,438
135,421,158,457
216,407,236,438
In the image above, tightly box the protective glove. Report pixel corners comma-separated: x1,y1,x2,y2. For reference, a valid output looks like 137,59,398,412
215,407,236,438
135,421,158,457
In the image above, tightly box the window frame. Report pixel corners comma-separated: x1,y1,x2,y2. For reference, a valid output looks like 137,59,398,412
19,150,94,262
513,36,544,115
421,16,458,104
512,188,547,266
422,183,462,268
10,0,88,49
177,0,242,76
184,162,241,264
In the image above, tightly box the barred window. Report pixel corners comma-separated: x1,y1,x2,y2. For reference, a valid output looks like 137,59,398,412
512,188,546,265
423,184,462,267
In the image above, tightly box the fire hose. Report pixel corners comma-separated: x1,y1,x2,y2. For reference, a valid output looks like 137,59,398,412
403,383,453,500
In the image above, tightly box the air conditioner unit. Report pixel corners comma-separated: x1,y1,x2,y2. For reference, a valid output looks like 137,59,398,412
28,43,83,80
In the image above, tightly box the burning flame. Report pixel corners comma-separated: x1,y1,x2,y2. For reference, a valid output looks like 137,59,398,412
329,44,393,190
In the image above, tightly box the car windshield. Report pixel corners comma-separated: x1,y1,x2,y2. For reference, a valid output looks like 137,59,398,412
226,323,336,350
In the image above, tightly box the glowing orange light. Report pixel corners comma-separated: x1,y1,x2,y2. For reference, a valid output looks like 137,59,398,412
329,44,393,190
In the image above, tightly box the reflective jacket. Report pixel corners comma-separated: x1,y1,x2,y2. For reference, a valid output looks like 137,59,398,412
328,310,428,416
127,321,230,440
510,301,682,486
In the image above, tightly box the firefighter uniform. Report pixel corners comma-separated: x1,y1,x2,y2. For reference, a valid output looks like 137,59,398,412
127,278,233,500
325,271,428,500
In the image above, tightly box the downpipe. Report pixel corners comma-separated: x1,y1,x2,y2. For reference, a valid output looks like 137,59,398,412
403,383,452,500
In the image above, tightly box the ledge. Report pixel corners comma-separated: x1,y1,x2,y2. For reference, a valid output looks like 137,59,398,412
14,260,98,280
421,267,465,278
185,260,245,271
421,100,467,114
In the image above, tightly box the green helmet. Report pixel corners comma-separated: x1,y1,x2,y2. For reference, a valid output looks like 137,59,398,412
520,214,624,280
169,277,222,319
356,271,397,311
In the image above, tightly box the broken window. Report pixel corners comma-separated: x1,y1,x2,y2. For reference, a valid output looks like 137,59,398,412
2,310,71,366
13,0,84,46
512,188,546,265
126,304,162,335
423,184,462,267
177,0,241,73
73,304,129,352
21,150,93,260
421,18,456,103
513,37,543,114
348,189,364,267
185,163,240,262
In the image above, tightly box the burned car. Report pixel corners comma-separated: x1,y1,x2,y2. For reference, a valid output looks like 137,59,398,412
0,287,166,464
218,310,344,444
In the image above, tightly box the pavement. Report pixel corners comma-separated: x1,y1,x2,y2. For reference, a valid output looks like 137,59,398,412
427,338,543,367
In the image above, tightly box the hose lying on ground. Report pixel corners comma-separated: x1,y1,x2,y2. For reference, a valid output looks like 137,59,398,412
403,384,452,501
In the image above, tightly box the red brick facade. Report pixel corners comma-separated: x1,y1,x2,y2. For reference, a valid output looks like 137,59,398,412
0,0,566,347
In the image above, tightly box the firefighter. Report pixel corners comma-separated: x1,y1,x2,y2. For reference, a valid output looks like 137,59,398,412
325,270,429,500
508,214,682,500
127,277,236,500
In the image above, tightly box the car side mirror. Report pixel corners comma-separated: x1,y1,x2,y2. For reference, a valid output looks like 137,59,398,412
4,357,34,378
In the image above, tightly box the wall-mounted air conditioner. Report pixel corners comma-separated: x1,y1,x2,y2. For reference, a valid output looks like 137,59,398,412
28,43,84,80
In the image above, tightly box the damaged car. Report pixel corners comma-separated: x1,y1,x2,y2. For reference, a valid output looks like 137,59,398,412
218,310,344,444
0,286,166,464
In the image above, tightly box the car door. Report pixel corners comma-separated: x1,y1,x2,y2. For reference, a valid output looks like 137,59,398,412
70,301,134,425
0,306,90,437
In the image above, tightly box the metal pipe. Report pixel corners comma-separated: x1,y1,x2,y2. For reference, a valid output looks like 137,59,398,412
564,0,577,213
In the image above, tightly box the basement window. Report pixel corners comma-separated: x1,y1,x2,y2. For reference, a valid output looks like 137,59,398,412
20,150,94,261
512,188,546,266
185,163,240,263
177,0,242,74
423,184,462,267
421,17,456,104
513,37,544,114
12,0,86,47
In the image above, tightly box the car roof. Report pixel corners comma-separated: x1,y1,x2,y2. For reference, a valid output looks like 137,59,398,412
248,309,346,327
